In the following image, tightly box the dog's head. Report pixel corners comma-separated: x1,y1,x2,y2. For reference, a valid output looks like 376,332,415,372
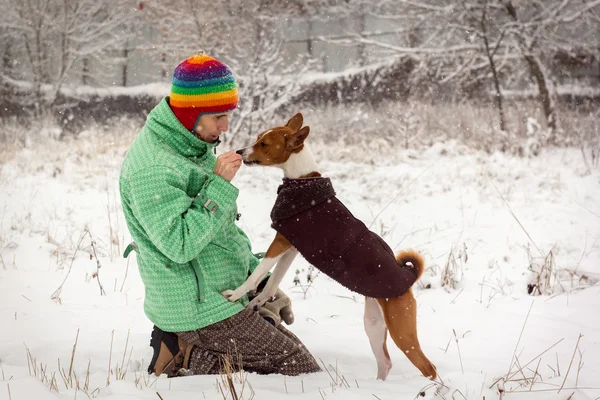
236,113,310,166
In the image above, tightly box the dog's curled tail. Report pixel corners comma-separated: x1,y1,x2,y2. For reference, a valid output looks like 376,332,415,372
396,250,425,281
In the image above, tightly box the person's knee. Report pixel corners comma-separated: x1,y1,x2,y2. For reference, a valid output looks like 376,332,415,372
275,346,321,376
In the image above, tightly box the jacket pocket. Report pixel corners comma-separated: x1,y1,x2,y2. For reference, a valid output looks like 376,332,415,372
190,259,206,303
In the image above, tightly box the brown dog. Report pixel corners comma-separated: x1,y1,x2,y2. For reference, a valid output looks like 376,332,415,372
222,113,436,381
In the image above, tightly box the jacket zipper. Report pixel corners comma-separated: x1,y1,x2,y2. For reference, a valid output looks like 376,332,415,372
213,138,221,154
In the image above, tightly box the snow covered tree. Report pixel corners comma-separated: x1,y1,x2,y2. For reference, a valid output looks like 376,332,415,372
332,0,599,135
140,0,314,139
0,0,137,110
500,0,600,138
334,1,514,130
226,27,313,146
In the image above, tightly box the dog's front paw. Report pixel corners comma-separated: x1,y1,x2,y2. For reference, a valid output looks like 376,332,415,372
221,288,246,302
247,290,276,311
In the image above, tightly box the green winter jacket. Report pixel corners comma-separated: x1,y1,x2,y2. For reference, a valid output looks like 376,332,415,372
119,97,260,332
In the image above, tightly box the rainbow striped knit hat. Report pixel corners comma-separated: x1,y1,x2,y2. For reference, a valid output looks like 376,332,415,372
169,54,239,132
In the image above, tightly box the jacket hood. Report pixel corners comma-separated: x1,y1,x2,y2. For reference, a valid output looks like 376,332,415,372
145,97,218,158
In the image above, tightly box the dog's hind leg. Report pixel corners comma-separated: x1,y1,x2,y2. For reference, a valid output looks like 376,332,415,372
364,297,392,380
378,292,437,380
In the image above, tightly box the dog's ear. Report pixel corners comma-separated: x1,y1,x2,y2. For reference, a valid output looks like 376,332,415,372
285,113,304,132
286,126,310,149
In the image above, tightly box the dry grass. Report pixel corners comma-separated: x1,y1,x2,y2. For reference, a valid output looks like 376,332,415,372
0,116,137,172
484,170,590,297
217,352,254,400
526,245,597,296
0,117,28,164
24,327,146,398
4,100,593,169
296,100,599,163
441,243,467,290
0,206,10,270
0,118,133,271
496,333,595,396
0,143,20,165
215,353,361,399
24,329,98,396
104,177,123,262
51,229,106,303
487,301,595,396
526,247,558,296
291,266,321,299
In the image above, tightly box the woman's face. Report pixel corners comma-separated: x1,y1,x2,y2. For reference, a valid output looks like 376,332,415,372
194,113,230,143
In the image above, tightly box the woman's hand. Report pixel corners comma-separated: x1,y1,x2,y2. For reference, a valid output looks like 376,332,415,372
213,151,242,182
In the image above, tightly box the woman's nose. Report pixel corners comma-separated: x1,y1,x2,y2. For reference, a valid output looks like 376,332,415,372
218,117,229,132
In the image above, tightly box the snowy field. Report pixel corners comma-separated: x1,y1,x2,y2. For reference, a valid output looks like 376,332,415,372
0,129,599,400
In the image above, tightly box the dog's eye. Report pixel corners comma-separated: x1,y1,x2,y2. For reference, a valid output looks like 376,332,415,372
260,142,267,147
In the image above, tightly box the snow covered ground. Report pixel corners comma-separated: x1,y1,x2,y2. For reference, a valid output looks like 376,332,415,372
0,130,599,400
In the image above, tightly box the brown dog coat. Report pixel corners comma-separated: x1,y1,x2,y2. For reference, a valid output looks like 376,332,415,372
271,177,418,298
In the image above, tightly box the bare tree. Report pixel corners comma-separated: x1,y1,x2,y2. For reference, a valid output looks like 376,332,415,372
139,0,315,139
0,0,16,78
450,0,512,131
0,0,136,109
322,0,598,135
140,0,223,65
339,0,515,130
227,27,313,146
477,1,509,131
501,0,600,139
